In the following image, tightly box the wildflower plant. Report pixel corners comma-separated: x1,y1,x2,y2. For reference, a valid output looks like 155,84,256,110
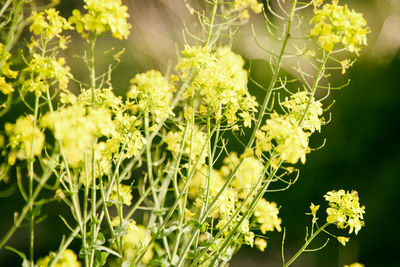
0,0,369,266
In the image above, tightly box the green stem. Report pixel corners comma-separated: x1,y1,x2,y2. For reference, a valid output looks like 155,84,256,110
247,0,298,148
0,169,52,250
89,34,97,106
299,52,329,125
28,94,39,267
283,223,330,267
205,0,218,47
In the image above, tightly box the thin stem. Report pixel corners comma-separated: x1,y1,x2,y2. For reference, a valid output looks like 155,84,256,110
205,0,218,47
248,0,298,148
0,169,52,250
28,94,39,267
283,223,330,267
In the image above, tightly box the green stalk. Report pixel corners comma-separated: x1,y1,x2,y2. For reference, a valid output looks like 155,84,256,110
283,223,330,267
27,94,39,267
204,0,218,47
89,39,97,267
0,169,52,250
247,0,298,148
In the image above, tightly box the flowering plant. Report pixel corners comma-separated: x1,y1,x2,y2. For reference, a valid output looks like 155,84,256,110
0,0,369,266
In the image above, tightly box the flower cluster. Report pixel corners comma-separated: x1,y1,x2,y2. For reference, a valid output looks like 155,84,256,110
234,0,264,19
22,54,72,96
310,0,370,54
128,70,175,123
116,220,154,264
0,43,18,90
43,88,145,168
41,104,113,167
176,46,258,127
282,92,324,133
110,184,133,206
188,166,225,201
324,190,365,234
344,263,364,267
220,152,264,198
165,124,208,166
5,115,45,165
256,92,324,165
185,152,280,249
69,0,131,39
254,198,282,234
0,76,13,95
36,249,81,267
30,8,72,40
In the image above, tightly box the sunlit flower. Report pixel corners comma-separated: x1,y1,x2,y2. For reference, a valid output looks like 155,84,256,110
5,115,45,165
110,184,133,206
69,0,131,39
254,198,282,234
324,190,365,234
30,8,72,40
255,237,267,252
310,0,370,54
176,46,258,126
128,70,175,123
36,249,81,267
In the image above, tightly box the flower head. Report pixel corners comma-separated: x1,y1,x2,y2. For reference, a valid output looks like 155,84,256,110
324,190,365,234
0,43,18,79
69,0,131,39
310,0,370,54
36,249,81,267
5,115,45,165
22,54,72,96
177,46,257,127
128,70,175,123
254,198,282,234
234,0,263,19
30,8,72,40
120,220,154,264
343,263,364,267
255,237,267,252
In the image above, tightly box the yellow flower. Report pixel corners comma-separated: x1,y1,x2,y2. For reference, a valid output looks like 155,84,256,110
187,166,225,200
41,105,115,167
176,46,258,126
30,8,73,40
324,190,365,235
308,202,320,223
310,0,370,54
110,184,133,206
5,115,45,165
220,152,264,199
343,263,364,267
22,54,72,96
121,220,154,264
254,198,282,234
36,249,81,267
0,43,18,79
0,77,13,95
69,0,131,39
340,59,353,74
255,237,267,252
281,91,324,133
128,70,175,123
234,0,263,19
257,113,311,164
165,124,208,166
337,236,350,246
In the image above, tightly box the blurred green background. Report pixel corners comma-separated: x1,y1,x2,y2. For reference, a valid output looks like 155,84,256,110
1,0,399,266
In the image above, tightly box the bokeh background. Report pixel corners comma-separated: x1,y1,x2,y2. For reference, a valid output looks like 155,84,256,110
1,0,399,266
